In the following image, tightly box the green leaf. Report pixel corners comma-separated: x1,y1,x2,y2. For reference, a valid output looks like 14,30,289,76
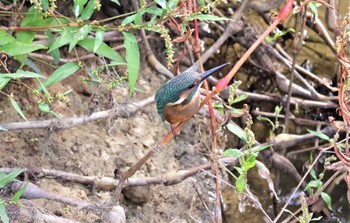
309,2,320,19
39,103,61,118
223,148,244,158
73,0,88,17
0,203,9,223
0,30,16,45
24,17,68,28
253,144,271,153
48,28,73,52
14,31,36,63
12,182,28,202
310,168,317,180
78,39,125,63
307,129,330,142
154,0,166,8
16,31,35,45
236,174,246,193
167,0,178,10
46,32,61,64
9,97,28,121
21,6,43,27
41,0,49,11
134,10,144,25
186,14,229,22
0,70,44,79
212,101,224,114
123,32,140,94
0,126,8,131
23,58,41,74
81,0,96,20
304,179,322,191
226,122,247,142
0,169,25,188
320,192,332,210
69,25,92,52
0,41,47,56
122,14,136,25
146,6,164,16
0,77,11,90
108,61,127,66
94,29,105,53
242,153,257,172
41,62,80,89
232,94,248,104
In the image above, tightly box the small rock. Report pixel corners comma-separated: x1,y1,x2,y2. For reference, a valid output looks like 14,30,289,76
122,185,151,205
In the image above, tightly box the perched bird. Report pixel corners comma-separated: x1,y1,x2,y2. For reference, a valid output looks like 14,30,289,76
155,63,228,134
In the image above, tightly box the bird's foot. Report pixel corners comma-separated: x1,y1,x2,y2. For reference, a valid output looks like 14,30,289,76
171,124,180,136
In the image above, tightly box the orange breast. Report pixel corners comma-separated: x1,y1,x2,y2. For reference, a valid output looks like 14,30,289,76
163,94,201,124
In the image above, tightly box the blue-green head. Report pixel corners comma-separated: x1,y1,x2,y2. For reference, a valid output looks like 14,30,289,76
155,63,228,121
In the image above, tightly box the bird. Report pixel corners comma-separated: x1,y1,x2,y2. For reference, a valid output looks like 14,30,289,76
155,63,228,134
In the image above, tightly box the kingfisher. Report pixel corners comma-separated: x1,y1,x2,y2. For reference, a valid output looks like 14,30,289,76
155,63,228,134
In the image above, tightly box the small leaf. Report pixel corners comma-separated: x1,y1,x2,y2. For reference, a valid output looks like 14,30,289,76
0,41,47,56
73,0,88,17
69,25,92,52
122,14,136,25
310,168,317,180
46,32,60,64
256,161,279,200
24,17,68,28
23,58,41,74
123,32,140,94
167,0,179,10
94,29,105,53
186,14,229,22
38,103,50,113
9,97,28,121
81,0,96,20
154,0,166,9
0,204,9,223
223,148,244,158
110,0,120,4
236,174,246,193
134,10,144,25
12,182,28,201
232,94,248,104
0,168,25,188
21,6,43,26
0,70,44,79
146,6,164,16
39,103,60,118
0,77,11,90
307,129,330,142
321,192,332,210
42,62,80,89
242,154,257,171
41,0,49,11
0,30,16,45
226,122,247,142
304,179,322,191
253,144,271,153
0,126,7,131
48,28,73,52
78,39,125,63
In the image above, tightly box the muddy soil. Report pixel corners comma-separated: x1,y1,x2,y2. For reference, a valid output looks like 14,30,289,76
0,50,234,222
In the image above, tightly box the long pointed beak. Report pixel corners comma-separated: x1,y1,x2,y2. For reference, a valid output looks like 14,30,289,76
199,63,229,81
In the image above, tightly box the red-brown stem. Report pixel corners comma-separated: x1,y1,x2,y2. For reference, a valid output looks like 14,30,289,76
192,0,221,221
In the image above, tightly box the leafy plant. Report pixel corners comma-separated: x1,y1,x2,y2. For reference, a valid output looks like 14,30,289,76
0,0,224,122
0,169,26,223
